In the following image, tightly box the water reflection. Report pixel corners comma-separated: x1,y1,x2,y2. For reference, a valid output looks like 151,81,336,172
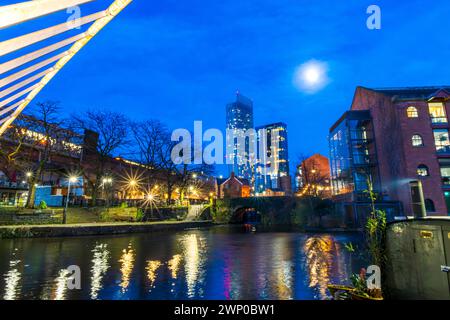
168,254,182,279
3,258,21,300
146,260,162,289
181,234,205,298
90,243,110,299
54,269,70,300
118,244,135,293
0,228,363,300
271,238,294,300
304,236,335,299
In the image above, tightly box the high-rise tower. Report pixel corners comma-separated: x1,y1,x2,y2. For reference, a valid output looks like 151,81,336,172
226,92,254,179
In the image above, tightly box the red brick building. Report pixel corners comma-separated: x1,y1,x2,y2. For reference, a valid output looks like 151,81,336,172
330,86,450,217
216,172,251,199
296,153,331,198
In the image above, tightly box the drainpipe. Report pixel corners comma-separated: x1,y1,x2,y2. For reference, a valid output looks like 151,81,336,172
410,180,427,218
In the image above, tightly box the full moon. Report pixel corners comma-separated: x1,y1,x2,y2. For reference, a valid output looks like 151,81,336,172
293,60,329,94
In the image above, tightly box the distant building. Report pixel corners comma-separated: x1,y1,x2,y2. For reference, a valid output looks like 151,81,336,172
329,86,450,217
226,92,254,180
255,122,290,195
296,153,331,198
216,172,251,199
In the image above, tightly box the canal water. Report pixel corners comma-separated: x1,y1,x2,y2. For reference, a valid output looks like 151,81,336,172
0,226,365,300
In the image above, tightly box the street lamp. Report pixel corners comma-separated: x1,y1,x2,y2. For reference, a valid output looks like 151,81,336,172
129,179,137,187
102,177,113,207
63,175,78,224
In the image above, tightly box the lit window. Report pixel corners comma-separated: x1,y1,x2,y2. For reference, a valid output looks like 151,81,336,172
411,134,423,147
433,129,450,153
407,106,418,118
417,164,429,177
428,102,447,123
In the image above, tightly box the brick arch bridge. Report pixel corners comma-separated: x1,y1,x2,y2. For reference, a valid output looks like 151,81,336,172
216,196,309,226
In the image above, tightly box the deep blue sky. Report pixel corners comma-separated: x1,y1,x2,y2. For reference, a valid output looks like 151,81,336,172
3,0,450,172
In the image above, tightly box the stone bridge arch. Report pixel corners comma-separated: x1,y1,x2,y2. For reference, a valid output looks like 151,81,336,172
218,196,302,226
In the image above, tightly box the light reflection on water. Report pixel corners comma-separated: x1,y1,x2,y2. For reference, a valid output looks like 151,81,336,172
3,258,21,300
90,243,110,300
118,245,135,293
0,227,364,300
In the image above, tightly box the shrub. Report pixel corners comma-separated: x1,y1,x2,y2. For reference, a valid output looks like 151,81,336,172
136,208,144,222
38,201,47,210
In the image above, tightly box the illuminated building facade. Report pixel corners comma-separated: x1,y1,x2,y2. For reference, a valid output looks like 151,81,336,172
226,92,254,180
255,122,290,195
329,86,450,217
296,153,331,198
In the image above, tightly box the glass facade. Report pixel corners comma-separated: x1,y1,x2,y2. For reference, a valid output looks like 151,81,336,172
329,111,379,197
433,128,450,153
226,93,254,179
254,123,289,194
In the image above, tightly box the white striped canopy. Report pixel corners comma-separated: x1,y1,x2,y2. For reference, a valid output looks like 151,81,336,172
0,0,132,136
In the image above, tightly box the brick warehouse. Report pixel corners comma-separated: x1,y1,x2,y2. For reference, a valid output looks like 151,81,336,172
330,86,450,217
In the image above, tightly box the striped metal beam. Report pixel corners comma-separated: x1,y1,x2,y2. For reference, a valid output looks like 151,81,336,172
0,10,107,57
0,70,49,99
0,53,66,88
0,33,86,75
0,100,24,117
0,0,96,29
0,0,132,137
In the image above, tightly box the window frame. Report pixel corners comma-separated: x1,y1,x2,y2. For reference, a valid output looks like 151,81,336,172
411,134,424,147
417,164,430,177
425,199,436,212
406,106,418,118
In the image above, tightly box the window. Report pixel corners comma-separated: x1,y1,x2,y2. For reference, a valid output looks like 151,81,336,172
428,102,447,123
433,129,450,153
411,134,423,147
407,106,418,118
417,164,429,177
440,166,450,185
425,199,435,212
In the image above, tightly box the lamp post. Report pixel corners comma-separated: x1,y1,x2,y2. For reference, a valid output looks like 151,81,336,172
63,176,78,224
102,177,113,207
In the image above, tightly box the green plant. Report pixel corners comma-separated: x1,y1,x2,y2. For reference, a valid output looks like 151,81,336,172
364,177,387,268
350,269,368,295
120,202,128,208
38,200,47,210
344,242,355,253
135,208,144,222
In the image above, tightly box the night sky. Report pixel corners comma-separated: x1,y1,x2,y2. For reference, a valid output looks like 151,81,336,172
2,0,450,174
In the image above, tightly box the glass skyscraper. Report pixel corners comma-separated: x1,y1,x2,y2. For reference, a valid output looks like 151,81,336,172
226,92,254,179
255,122,290,194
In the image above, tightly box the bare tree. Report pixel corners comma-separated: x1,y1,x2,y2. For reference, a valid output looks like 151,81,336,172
24,101,75,208
0,115,31,181
158,133,215,204
73,110,129,204
297,154,330,198
130,120,168,187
